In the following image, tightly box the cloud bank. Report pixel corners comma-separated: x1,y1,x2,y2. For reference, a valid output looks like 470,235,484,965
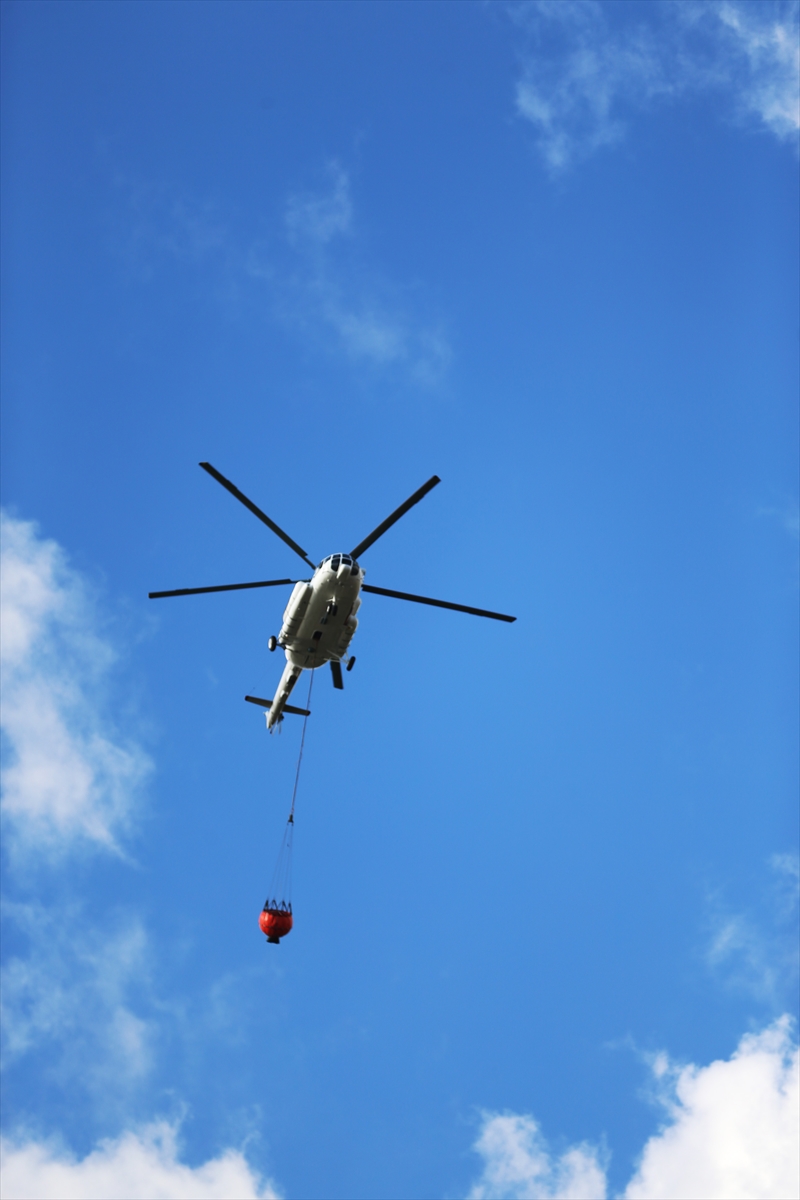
511,0,800,170
469,1017,799,1200
0,1121,279,1200
0,512,151,858
0,516,280,1199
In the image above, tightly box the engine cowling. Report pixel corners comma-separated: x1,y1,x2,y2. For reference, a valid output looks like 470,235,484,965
280,582,312,642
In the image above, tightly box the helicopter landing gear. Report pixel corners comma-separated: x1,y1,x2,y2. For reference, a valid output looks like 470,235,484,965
268,636,278,652
346,656,356,672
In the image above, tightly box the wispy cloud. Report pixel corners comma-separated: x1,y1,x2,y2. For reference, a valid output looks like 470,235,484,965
467,1018,799,1200
266,163,451,384
111,161,451,387
712,1,800,139
285,161,353,246
510,1,800,171
704,854,800,1005
771,852,800,911
511,1,671,171
1,902,154,1097
757,500,800,540
0,1119,280,1200
108,171,233,287
0,513,151,859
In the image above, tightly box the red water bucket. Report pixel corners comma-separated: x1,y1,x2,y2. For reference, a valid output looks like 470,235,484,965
259,907,293,943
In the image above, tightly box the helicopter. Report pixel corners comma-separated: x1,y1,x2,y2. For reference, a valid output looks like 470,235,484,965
149,463,516,728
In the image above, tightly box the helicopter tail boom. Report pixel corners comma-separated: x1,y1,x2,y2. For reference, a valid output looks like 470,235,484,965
266,660,304,729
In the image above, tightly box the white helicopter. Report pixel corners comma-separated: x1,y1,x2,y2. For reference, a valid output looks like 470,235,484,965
150,463,516,728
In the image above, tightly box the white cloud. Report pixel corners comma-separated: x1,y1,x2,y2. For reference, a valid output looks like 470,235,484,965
625,1017,799,1199
467,1113,607,1200
511,1,800,171
0,513,151,858
0,1120,280,1200
467,1018,799,1200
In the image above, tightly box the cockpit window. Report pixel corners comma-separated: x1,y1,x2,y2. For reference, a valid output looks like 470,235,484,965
319,554,359,573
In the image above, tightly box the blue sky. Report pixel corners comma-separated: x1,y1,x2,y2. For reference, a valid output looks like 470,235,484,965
1,3,798,1198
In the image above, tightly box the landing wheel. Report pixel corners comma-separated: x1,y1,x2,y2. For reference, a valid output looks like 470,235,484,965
268,636,278,652
346,656,356,672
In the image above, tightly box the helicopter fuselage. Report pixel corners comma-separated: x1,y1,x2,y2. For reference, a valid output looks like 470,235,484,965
268,554,362,727
281,554,362,667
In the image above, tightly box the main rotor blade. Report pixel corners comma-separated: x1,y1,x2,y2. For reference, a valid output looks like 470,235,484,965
362,583,516,623
149,578,295,599
350,475,441,560
199,462,316,569
330,660,344,690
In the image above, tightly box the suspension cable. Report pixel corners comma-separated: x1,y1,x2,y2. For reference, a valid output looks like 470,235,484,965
289,668,314,823
265,668,315,910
